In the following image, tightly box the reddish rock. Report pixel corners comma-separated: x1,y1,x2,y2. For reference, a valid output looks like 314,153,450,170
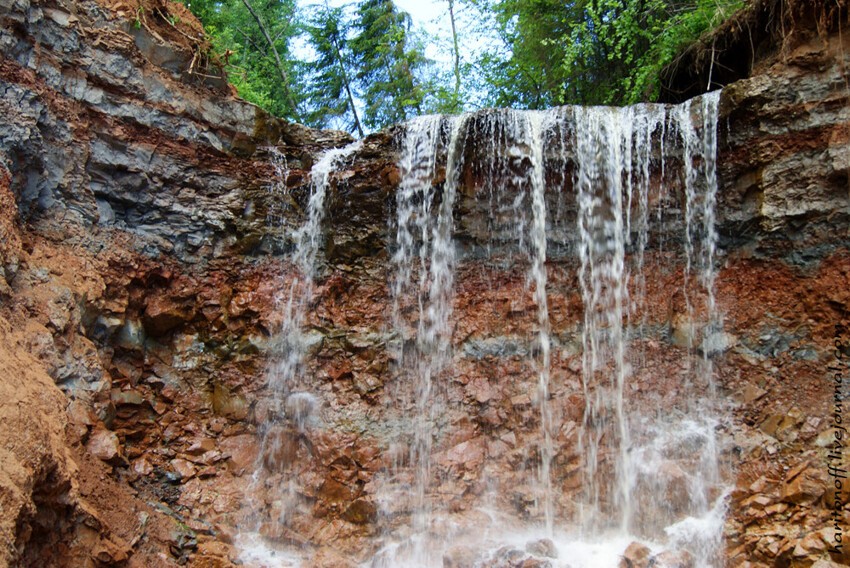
67,399,95,427
317,477,356,505
171,458,197,481
143,294,195,336
0,0,848,563
132,457,154,476
220,434,259,476
341,498,377,524
312,547,358,568
444,545,479,568
781,467,826,504
197,466,218,478
111,388,146,407
649,550,694,568
92,537,130,564
212,383,249,420
187,437,216,455
192,541,238,568
87,427,124,465
443,438,486,471
619,542,651,568
190,450,223,466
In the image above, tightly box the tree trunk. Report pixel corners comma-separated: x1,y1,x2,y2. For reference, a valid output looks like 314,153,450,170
448,0,461,99
239,0,300,120
328,31,364,136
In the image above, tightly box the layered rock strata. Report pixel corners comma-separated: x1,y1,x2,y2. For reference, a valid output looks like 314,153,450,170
0,0,847,566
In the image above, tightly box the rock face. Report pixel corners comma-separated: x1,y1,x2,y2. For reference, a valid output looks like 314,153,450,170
0,0,350,263
0,0,848,567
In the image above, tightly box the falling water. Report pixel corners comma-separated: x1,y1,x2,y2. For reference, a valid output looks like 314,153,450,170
527,113,555,536
666,91,725,567
381,109,563,563
266,147,290,228
265,139,362,410
237,140,362,564
249,92,726,568
571,93,725,567
376,115,468,566
377,93,725,567
471,110,555,532
573,105,635,534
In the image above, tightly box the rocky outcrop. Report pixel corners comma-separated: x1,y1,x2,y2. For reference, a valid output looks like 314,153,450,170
0,0,848,566
716,22,850,257
0,0,353,564
0,0,350,264
0,146,225,567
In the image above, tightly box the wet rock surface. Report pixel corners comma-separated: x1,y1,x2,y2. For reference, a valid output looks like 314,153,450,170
0,0,848,567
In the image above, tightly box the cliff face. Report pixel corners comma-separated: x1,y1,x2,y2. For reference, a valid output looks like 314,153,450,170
1,0,351,262
0,0,346,564
0,0,848,567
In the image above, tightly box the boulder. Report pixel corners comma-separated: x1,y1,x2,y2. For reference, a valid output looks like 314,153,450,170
86,426,124,465
619,542,651,568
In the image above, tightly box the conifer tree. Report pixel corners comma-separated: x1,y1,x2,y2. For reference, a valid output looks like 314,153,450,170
305,4,364,136
350,0,427,129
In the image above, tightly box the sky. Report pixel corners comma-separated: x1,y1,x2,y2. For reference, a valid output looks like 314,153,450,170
395,0,449,31
395,0,454,61
293,0,499,130
298,0,485,70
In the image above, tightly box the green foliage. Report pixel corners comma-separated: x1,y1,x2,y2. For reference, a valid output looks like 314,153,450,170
625,0,744,102
188,0,303,119
187,0,742,132
471,0,576,108
349,0,428,129
303,4,364,134
557,0,672,104
473,0,743,107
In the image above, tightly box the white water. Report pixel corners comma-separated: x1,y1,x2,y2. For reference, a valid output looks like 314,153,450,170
242,92,727,568
238,140,362,564
377,114,470,566
573,105,636,534
374,93,726,567
266,147,290,228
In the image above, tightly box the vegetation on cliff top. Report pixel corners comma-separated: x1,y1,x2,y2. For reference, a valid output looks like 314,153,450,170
187,0,744,132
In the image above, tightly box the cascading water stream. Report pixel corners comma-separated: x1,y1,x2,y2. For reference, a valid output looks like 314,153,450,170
237,140,362,565
471,110,557,533
570,93,725,568
374,114,469,567
573,105,636,535
391,118,444,541
527,112,555,537
244,92,725,568
662,91,726,567
374,93,725,567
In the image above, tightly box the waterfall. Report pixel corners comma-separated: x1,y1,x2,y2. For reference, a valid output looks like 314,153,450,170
237,140,362,565
375,114,470,567
374,92,725,567
383,115,455,565
569,93,725,567
242,91,726,568
573,105,636,534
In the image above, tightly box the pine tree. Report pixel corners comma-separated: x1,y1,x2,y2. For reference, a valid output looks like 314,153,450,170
350,0,427,129
304,4,364,136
